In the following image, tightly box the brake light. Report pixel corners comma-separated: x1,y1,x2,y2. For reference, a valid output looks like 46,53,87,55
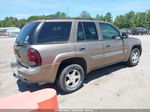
28,48,42,67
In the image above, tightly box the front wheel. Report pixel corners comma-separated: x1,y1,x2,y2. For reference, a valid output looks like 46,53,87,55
127,48,141,67
56,64,85,93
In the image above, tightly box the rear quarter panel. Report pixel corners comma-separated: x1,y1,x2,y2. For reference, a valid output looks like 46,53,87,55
30,43,77,82
31,43,76,65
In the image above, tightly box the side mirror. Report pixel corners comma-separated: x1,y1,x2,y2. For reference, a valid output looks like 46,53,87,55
121,33,128,39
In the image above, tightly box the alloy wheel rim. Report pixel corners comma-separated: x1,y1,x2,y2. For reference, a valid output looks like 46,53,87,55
132,50,139,64
65,69,81,88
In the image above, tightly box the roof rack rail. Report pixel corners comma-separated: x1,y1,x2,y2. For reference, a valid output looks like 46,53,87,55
45,17,95,20
68,17,95,20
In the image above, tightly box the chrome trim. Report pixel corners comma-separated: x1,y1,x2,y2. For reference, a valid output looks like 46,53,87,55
91,54,104,60
105,50,127,57
91,50,127,60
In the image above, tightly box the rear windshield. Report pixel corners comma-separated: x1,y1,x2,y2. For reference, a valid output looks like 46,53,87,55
16,22,39,44
37,22,72,43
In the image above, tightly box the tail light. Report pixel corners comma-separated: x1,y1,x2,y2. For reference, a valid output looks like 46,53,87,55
28,48,42,67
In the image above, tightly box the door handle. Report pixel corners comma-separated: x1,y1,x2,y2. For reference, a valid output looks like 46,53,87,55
79,48,86,51
106,45,112,47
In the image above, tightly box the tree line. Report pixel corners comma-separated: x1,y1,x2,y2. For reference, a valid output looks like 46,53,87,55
0,10,150,29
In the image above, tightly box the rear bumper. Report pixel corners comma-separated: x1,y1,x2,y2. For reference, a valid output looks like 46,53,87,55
11,59,59,84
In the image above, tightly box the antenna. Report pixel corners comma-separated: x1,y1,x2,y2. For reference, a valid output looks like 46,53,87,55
67,4,69,18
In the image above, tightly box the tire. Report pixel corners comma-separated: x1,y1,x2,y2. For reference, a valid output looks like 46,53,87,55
56,64,85,93
127,48,140,67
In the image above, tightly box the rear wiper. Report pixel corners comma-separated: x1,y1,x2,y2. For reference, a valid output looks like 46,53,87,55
15,43,24,46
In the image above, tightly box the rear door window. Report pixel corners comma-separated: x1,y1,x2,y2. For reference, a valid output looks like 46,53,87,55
37,22,72,43
77,22,85,41
83,22,98,41
77,22,98,41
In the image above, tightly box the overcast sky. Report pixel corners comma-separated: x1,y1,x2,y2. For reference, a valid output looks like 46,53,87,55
0,0,150,20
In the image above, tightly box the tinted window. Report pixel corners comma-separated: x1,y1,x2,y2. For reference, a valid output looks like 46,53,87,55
77,22,85,41
99,23,120,40
37,22,72,43
83,22,98,40
16,22,39,44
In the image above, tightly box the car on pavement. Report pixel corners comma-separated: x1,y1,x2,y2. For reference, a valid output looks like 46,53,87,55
11,19,142,93
120,28,132,35
132,27,148,35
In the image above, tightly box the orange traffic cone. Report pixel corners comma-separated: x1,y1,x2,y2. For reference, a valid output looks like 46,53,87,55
0,89,58,112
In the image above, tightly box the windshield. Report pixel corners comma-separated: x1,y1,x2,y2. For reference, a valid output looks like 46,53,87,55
16,22,39,44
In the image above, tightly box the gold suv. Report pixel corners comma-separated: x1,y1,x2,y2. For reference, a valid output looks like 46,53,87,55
11,19,142,93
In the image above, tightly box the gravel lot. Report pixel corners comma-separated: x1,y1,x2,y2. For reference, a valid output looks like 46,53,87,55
0,35,150,109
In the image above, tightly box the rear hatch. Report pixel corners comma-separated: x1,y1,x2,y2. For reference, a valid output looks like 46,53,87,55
14,22,40,68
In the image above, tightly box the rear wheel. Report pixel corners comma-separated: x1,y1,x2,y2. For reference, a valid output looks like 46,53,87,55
127,48,140,66
56,64,85,93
